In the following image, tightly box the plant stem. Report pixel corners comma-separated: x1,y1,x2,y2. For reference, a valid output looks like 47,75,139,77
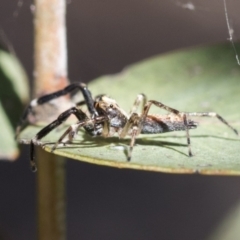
37,149,66,240
34,0,68,239
34,0,68,96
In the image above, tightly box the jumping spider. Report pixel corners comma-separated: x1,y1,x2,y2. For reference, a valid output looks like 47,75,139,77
16,82,239,172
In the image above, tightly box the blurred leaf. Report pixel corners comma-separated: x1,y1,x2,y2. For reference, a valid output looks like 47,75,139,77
0,47,29,160
208,200,240,240
18,43,240,174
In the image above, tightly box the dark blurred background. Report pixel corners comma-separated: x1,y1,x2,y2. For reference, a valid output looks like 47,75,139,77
0,0,240,239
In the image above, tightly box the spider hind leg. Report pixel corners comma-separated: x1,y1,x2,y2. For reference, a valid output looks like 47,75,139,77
185,112,239,136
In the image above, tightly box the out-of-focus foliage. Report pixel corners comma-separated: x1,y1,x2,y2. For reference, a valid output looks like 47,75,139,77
0,47,29,160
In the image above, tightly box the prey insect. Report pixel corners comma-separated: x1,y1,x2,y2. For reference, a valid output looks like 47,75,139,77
16,82,239,172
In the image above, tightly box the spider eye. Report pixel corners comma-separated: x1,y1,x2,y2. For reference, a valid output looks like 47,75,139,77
110,104,113,108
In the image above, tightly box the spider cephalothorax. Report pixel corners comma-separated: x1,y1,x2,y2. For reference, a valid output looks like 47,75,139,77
94,95,128,130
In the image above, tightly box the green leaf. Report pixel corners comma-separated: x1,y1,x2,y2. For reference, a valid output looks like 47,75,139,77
18,43,240,174
0,47,29,160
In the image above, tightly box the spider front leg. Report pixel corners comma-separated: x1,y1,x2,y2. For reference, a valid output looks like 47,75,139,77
16,82,97,137
51,115,107,152
50,122,87,152
30,107,90,172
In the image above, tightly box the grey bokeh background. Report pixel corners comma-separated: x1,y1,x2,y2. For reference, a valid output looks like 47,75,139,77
0,0,240,239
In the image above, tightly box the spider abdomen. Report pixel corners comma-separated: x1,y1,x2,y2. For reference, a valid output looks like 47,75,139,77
141,115,198,134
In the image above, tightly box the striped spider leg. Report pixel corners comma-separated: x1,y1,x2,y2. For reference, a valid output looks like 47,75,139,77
15,82,98,138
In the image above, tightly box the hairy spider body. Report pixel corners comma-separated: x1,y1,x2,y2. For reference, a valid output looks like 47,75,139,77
16,82,239,172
